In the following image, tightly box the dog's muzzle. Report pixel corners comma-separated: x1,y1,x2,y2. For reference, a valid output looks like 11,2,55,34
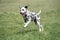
20,12,27,17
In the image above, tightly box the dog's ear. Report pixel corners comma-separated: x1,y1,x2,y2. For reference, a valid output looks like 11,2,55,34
25,6,28,9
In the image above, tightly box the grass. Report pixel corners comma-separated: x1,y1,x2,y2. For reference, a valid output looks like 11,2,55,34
0,0,60,40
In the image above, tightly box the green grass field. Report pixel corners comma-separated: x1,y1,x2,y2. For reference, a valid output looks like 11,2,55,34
0,0,60,40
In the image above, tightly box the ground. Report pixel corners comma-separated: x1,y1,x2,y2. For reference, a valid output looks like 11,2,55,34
0,0,60,40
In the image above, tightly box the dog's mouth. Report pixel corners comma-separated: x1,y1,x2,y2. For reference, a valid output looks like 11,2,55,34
20,12,25,15
20,12,27,16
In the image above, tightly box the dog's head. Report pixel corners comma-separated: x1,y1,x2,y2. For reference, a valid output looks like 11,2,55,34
20,6,28,15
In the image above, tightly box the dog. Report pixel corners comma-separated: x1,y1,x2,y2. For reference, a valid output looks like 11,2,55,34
20,6,43,32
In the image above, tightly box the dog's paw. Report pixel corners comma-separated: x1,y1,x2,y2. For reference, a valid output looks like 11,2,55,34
24,26,27,28
39,29,42,32
39,27,44,32
24,25,28,28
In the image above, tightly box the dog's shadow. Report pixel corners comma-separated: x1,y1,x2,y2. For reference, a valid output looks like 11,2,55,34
16,29,38,34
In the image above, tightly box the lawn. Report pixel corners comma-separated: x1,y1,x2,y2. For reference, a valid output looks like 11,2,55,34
0,0,60,40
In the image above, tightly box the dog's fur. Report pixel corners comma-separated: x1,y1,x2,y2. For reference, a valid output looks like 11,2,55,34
20,6,43,32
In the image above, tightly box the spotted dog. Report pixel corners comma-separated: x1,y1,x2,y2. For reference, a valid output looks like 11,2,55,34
20,6,43,32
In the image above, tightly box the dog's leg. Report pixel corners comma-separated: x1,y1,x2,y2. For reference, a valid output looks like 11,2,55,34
23,15,28,26
34,19,37,25
37,20,43,32
36,16,43,32
24,17,31,27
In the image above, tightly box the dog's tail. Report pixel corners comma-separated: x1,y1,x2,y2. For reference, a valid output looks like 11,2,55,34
37,10,41,15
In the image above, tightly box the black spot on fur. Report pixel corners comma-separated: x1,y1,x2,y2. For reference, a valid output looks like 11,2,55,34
34,18,37,25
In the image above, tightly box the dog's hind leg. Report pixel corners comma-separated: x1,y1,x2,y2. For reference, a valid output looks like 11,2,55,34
34,19,37,25
37,20,43,32
36,16,43,32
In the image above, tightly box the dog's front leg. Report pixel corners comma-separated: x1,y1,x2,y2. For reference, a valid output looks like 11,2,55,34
24,17,31,27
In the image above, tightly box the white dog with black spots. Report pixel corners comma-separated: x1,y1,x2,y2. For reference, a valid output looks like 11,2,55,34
20,6,43,32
